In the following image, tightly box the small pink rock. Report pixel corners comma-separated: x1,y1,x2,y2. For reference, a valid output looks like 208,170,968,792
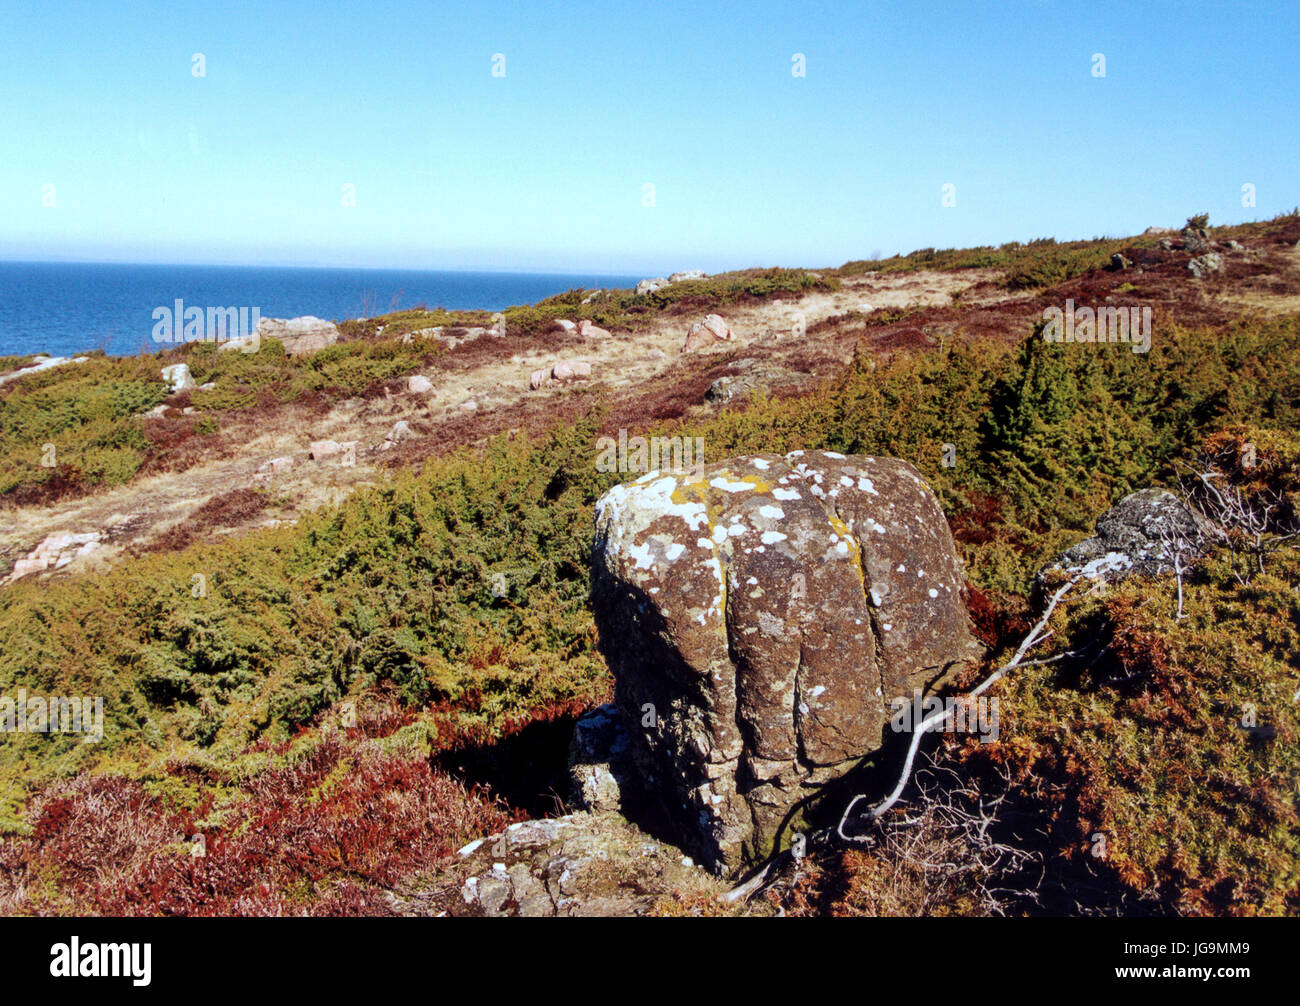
10,557,49,580
578,320,612,339
530,368,550,390
682,314,733,353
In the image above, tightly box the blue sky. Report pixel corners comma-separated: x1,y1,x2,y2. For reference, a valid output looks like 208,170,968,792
1,0,1296,274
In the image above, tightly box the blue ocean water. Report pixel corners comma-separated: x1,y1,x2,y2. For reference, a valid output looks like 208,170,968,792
0,261,644,358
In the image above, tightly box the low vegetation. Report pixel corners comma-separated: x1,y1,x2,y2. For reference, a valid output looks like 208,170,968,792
2,215,1298,914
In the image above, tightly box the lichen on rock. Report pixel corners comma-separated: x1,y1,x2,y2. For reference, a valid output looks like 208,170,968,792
588,450,983,873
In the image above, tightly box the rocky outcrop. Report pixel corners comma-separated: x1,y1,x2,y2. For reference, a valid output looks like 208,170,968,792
589,450,982,872
636,278,669,296
1188,253,1224,278
669,270,707,283
0,355,90,387
1044,488,1215,584
9,531,103,581
257,316,340,357
568,704,634,813
388,812,728,917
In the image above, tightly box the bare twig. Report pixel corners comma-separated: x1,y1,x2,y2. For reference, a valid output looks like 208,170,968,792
837,575,1082,840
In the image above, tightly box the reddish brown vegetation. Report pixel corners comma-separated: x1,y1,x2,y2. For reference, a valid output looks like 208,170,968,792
0,727,515,916
141,488,270,554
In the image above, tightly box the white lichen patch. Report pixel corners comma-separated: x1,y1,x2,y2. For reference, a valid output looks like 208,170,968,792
760,531,787,545
628,542,655,570
758,505,785,520
710,476,756,493
772,488,801,501
858,477,878,495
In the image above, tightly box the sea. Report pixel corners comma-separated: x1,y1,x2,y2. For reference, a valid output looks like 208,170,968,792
0,261,645,359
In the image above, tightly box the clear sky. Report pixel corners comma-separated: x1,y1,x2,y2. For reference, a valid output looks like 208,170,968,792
1,0,1296,274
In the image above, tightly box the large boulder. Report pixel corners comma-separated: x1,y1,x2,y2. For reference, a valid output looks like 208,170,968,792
257,316,340,357
589,450,982,873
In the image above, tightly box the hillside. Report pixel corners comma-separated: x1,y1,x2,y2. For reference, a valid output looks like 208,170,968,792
2,212,1298,916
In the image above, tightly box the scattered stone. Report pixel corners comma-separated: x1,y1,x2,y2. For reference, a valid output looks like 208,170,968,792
552,319,577,333
258,456,296,475
386,420,414,443
407,375,433,395
645,348,666,360
8,531,104,582
1223,239,1245,252
590,450,983,873
578,320,611,339
0,355,90,387
705,374,764,404
681,314,733,354
1110,252,1132,270
1159,238,1175,251
552,360,592,383
387,812,728,917
141,404,170,419
160,363,196,392
216,334,259,353
1187,253,1224,278
257,316,340,357
668,270,707,283
580,290,603,305
308,440,357,461
530,368,550,391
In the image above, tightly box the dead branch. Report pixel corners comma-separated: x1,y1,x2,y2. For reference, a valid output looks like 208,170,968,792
837,574,1083,840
